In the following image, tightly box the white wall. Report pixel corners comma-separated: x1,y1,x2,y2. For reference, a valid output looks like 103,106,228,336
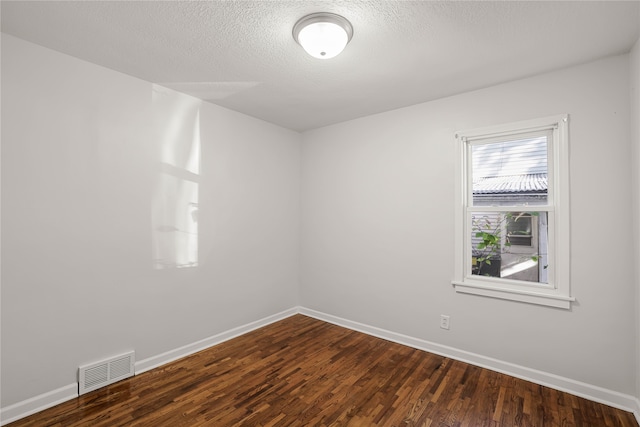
1,34,301,407
301,54,636,395
3,29,639,417
631,36,640,405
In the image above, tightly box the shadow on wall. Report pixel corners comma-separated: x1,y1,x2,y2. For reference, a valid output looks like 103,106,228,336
151,85,201,269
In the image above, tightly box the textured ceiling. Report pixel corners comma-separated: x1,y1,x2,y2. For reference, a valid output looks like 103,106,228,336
2,1,639,132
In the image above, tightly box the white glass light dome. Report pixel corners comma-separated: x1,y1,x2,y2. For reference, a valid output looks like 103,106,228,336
293,13,353,59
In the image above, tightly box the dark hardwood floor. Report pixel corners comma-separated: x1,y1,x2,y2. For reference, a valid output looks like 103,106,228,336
6,314,638,426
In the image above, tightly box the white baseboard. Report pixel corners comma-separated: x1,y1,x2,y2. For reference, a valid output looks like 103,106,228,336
298,307,640,417
0,383,78,426
135,307,298,374
0,307,298,426
2,306,637,425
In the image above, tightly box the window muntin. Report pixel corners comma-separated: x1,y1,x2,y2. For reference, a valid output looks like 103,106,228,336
452,115,572,309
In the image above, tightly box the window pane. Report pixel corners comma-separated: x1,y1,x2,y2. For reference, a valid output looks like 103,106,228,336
471,211,548,284
471,136,548,206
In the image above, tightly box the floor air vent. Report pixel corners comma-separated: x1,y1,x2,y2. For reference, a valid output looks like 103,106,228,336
78,351,135,395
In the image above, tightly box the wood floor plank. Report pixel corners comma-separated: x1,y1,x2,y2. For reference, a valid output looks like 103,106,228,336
5,315,638,427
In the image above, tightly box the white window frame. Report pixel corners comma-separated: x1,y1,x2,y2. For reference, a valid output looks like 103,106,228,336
452,115,573,309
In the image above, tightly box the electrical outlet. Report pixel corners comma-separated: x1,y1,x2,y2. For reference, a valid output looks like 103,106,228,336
440,315,450,330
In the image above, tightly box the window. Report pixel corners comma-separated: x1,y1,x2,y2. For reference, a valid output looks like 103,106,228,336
452,115,573,308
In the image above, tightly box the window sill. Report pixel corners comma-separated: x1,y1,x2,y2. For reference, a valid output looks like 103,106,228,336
451,280,574,309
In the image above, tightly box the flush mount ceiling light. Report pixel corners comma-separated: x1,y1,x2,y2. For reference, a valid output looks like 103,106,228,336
293,12,353,59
